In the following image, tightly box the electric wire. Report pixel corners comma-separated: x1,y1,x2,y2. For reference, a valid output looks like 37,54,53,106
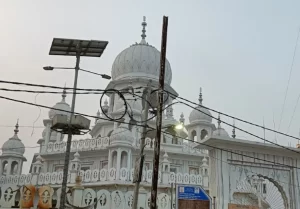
175,99,300,154
286,92,300,135
278,27,300,131
164,89,300,142
1,78,300,141
1,89,300,167
1,94,300,170
0,88,106,95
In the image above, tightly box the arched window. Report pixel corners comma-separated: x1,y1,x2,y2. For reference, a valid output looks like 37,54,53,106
11,161,19,175
2,161,8,175
121,151,128,168
200,129,208,140
129,119,137,131
112,151,118,168
191,130,197,141
172,137,178,144
107,130,113,137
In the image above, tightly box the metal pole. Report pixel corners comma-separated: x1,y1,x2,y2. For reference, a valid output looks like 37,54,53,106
170,183,173,209
213,196,216,209
59,46,81,209
150,16,169,209
132,88,150,209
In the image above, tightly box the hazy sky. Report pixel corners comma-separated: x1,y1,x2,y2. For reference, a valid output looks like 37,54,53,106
1,0,300,172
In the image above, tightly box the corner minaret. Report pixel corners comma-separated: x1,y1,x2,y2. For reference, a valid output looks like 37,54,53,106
185,88,216,143
0,120,26,175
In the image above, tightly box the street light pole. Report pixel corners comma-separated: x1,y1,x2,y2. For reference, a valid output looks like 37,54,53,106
46,38,108,209
132,88,150,209
59,45,81,209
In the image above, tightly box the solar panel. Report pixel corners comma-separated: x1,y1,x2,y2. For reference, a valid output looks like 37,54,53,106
49,38,109,57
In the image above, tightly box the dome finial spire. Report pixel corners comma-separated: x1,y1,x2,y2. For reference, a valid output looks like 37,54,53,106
140,16,147,44
217,113,221,129
14,119,19,135
62,83,67,102
199,87,203,105
232,119,236,138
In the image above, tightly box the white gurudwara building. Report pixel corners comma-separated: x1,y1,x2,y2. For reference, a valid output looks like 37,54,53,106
1,18,300,209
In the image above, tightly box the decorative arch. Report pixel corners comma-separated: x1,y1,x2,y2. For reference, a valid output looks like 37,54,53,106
191,130,197,141
257,174,288,209
232,174,288,209
111,151,118,168
128,119,137,131
11,161,19,175
107,130,114,137
2,160,8,175
121,151,128,168
200,129,208,140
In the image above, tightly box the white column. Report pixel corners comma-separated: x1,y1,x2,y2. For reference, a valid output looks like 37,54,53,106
17,160,22,175
44,123,51,153
43,161,48,172
127,150,131,170
114,122,118,129
56,132,62,142
116,148,121,179
109,93,115,113
108,150,112,169
0,159,2,175
6,159,12,175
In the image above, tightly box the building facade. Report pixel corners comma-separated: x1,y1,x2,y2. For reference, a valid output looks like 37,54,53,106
1,17,299,209
0,18,215,209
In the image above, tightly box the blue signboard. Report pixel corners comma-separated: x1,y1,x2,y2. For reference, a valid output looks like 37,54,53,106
176,184,211,209
177,184,210,201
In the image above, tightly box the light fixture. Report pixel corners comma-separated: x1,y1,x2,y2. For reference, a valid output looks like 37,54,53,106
174,123,184,130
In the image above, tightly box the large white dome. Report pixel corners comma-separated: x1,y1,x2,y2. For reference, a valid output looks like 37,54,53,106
2,123,25,156
111,17,172,85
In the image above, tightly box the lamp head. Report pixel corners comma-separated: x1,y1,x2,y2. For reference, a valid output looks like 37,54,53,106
43,66,54,71
101,74,112,80
175,123,184,130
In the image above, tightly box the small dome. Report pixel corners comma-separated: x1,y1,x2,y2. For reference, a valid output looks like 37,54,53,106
189,88,212,123
2,122,25,156
74,152,80,158
36,155,43,162
111,17,172,85
212,115,229,138
212,128,229,137
110,125,134,146
189,107,212,123
49,88,71,119
102,99,109,113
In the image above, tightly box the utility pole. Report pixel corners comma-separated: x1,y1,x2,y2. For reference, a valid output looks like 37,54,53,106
170,183,173,209
150,16,169,209
45,38,109,209
59,44,81,209
132,88,150,209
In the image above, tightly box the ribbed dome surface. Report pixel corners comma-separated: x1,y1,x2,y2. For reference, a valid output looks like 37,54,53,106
111,43,172,85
